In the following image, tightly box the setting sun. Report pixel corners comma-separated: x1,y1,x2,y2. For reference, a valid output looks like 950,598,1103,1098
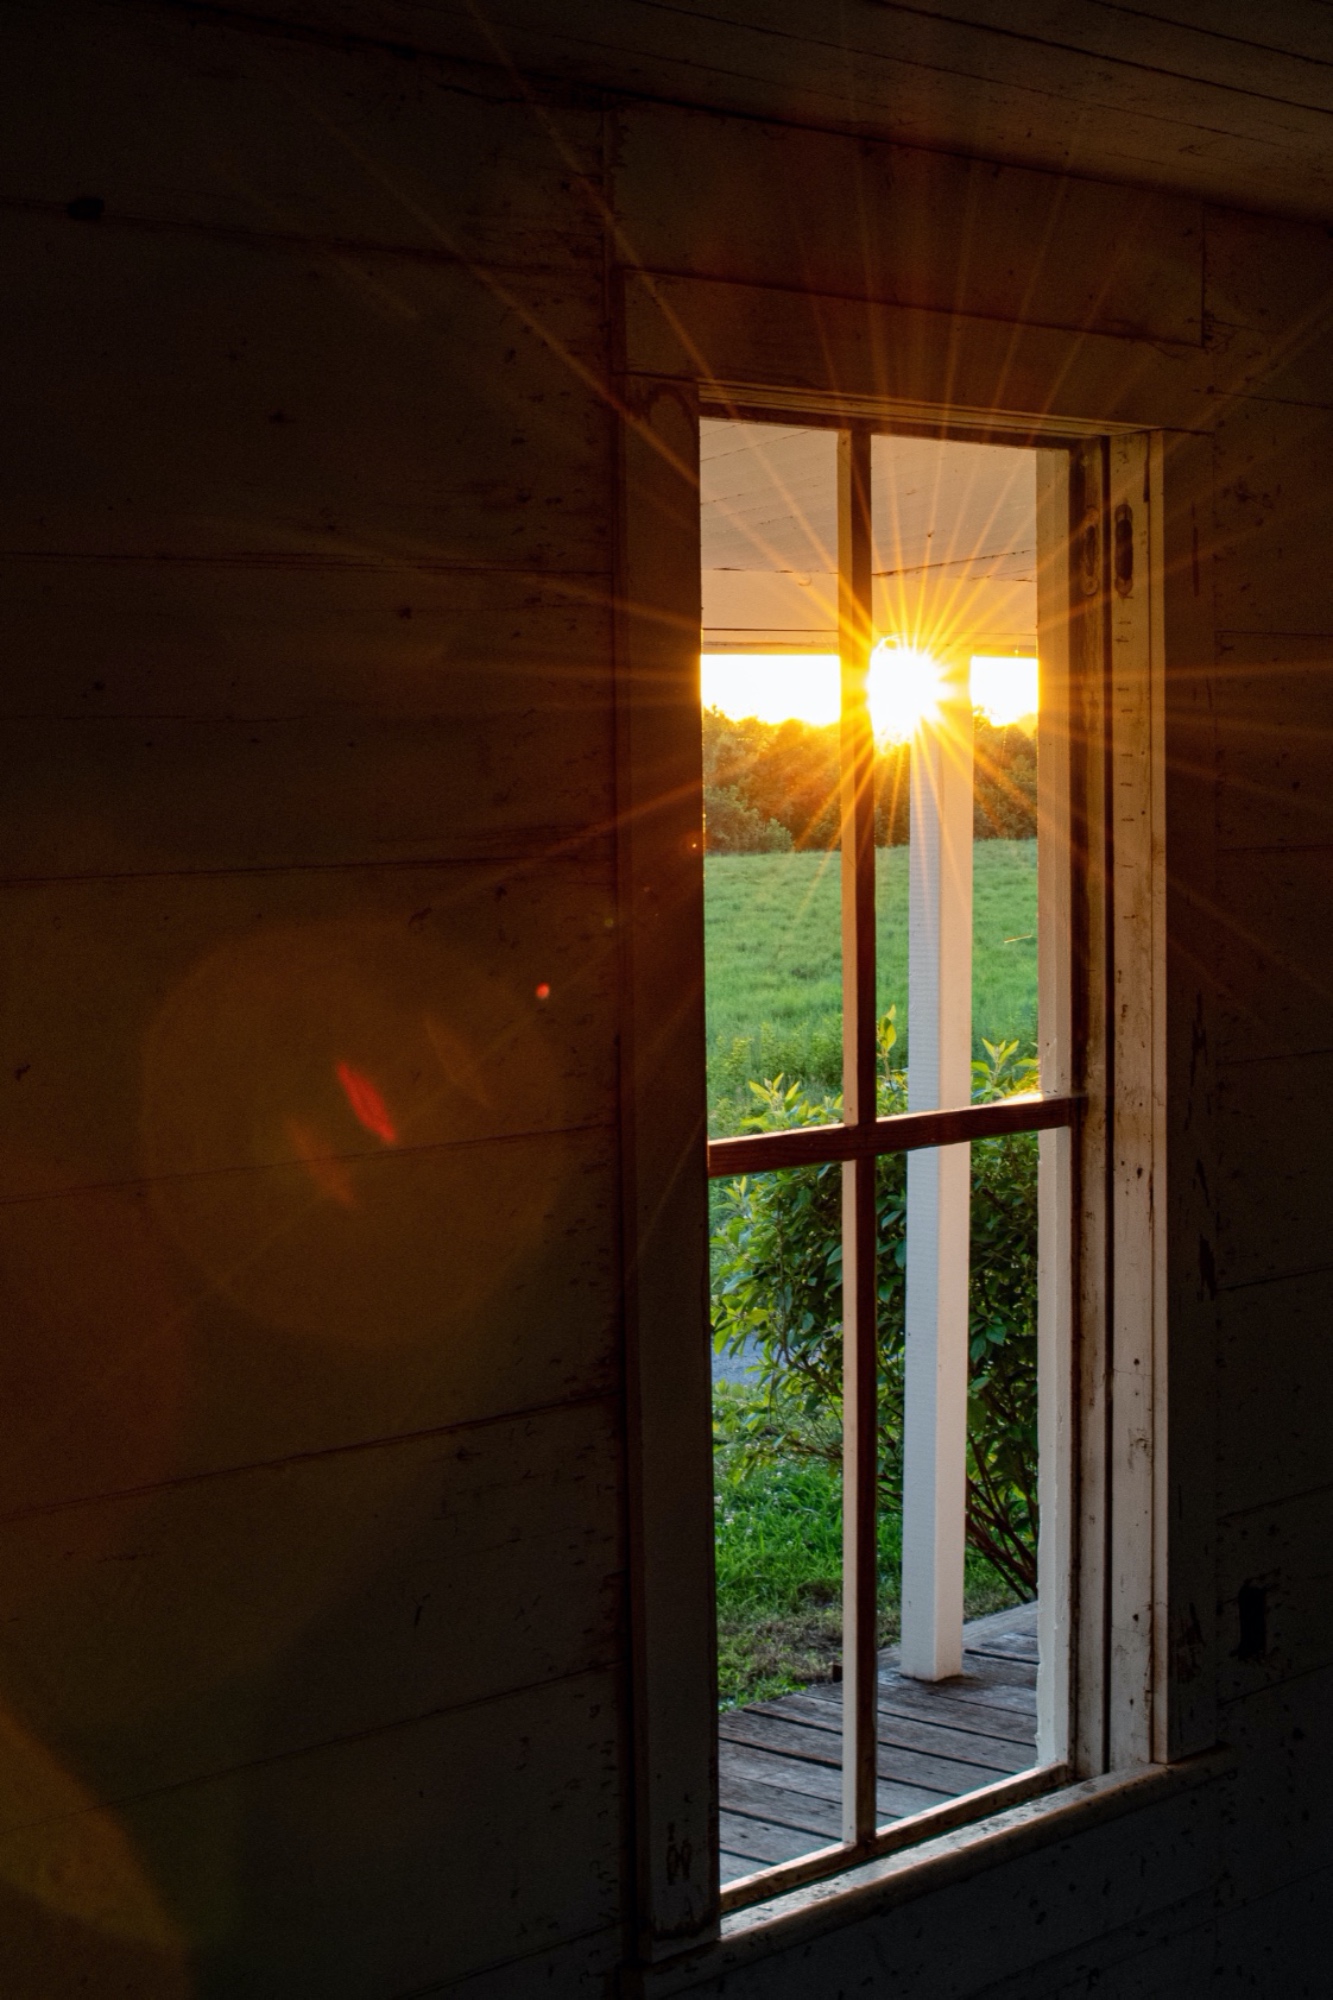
867,644,944,742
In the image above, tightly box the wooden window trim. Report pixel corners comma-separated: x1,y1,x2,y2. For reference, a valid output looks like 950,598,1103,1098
616,285,1173,1966
707,1094,1077,1178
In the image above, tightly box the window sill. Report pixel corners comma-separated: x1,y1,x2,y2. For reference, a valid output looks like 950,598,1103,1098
633,1750,1236,1997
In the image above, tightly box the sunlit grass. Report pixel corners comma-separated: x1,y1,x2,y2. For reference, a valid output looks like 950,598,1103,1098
705,841,1038,1134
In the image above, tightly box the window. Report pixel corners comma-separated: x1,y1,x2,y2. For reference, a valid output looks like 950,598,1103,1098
616,376,1164,1963
702,419,1070,1901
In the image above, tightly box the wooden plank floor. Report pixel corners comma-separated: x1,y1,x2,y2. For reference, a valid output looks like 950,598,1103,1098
719,1602,1039,1883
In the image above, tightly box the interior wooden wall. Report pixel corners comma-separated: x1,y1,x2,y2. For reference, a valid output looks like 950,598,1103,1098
2,1,1332,1993
1,6,625,1993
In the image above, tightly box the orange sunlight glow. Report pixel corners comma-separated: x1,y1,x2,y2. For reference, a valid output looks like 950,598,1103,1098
701,653,839,726
702,648,1037,736
335,1062,398,1145
971,655,1038,727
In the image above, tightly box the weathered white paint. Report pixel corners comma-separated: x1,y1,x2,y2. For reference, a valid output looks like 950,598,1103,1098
901,664,975,1683
616,380,720,1956
1035,448,1074,1768
1106,432,1161,1773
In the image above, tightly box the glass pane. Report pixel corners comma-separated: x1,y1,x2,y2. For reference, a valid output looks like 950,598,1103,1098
701,417,842,1140
868,434,1040,1068
868,1134,1040,1826
868,434,1042,1829
703,416,851,1884
712,1161,846,1883
706,424,1053,1883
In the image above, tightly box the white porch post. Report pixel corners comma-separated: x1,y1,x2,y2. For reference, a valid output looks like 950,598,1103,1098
901,663,974,1682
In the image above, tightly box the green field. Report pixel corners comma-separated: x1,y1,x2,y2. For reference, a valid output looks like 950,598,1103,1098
705,840,1038,1133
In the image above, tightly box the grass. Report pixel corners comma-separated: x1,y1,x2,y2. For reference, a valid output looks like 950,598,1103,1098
707,841,1038,1707
714,1383,1020,1708
705,841,1038,1135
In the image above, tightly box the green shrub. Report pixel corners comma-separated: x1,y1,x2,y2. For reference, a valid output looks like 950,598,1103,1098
710,1023,1039,1597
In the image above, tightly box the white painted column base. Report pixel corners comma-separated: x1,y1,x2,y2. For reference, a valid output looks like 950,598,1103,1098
902,1140,971,1680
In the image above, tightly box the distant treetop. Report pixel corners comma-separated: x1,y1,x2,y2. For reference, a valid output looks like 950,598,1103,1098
702,708,1035,853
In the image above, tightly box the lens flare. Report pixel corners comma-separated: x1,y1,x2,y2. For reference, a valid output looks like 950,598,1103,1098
141,918,575,1349
285,1118,358,1207
335,1062,397,1146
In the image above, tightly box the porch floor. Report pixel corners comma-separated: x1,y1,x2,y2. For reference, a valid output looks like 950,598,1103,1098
719,1601,1039,1884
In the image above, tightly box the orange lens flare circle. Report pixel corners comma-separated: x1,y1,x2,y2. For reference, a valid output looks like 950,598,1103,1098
140,918,569,1349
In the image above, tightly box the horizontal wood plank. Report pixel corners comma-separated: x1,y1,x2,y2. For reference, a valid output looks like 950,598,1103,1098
720,1708,1018,1797
0,718,616,878
1212,848,1333,1065
1,212,608,570
708,1095,1075,1177
197,0,1333,219
717,1608,1040,1893
0,1401,620,1816
1213,640,1333,852
1221,1664,1333,1906
422,1926,623,2000
717,1812,819,1867
720,1774,842,1840
0,1135,618,1510
761,1694,1031,1775
616,102,1202,347
624,271,1215,435
1213,400,1333,633
1217,1486,1333,1700
1218,1271,1333,1516
0,1667,621,1997
696,1774,1228,1999
797,1678,1037,1740
1212,1869,1333,1999
1,3,603,268
1205,208,1333,409
0,866,616,1201
720,1743,947,1822
0,560,613,724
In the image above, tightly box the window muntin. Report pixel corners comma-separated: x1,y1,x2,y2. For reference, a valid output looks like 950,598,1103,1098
702,417,1076,1908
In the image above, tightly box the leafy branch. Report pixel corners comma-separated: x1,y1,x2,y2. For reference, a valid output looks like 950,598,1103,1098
711,1022,1040,1597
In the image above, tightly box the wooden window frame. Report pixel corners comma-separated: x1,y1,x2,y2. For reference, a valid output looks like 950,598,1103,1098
702,419,1079,1902
616,334,1169,1967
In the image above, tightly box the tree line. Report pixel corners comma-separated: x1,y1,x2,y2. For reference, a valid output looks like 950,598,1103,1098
703,707,1037,853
